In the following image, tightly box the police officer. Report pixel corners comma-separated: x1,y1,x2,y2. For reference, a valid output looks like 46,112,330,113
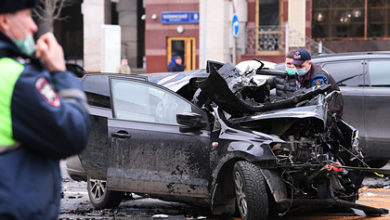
0,0,90,219
292,49,344,117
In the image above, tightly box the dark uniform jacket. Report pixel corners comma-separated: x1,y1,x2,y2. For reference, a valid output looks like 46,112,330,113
168,62,185,72
0,33,90,219
298,63,344,116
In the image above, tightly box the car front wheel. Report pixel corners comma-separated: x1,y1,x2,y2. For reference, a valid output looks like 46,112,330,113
233,161,269,220
87,176,123,209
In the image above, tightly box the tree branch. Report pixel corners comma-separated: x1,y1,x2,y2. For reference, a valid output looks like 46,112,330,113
33,0,71,31
53,0,67,20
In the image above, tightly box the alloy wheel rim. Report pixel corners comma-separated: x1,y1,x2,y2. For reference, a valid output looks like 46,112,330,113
89,178,106,201
234,170,248,217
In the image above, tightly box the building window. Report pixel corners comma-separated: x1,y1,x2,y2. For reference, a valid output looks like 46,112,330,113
367,0,390,37
313,0,390,39
255,0,283,53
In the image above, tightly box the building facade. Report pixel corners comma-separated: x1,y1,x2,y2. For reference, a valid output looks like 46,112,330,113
145,0,199,73
55,0,390,73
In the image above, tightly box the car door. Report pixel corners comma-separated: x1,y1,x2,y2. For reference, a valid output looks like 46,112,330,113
363,59,390,159
79,74,113,180
319,60,366,134
106,77,211,198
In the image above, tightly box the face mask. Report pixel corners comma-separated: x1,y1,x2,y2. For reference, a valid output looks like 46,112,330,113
296,68,308,76
286,67,296,76
9,16,36,56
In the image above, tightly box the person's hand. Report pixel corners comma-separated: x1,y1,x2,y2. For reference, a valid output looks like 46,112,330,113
36,33,66,72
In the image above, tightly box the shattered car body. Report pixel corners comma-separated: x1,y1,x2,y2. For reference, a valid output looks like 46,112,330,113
75,61,388,220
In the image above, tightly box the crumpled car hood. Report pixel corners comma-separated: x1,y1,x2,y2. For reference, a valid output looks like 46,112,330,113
197,61,331,117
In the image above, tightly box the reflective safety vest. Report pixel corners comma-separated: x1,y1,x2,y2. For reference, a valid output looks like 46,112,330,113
0,57,24,153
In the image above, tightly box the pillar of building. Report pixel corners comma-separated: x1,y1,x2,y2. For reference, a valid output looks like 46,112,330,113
199,0,231,67
288,0,306,47
117,0,138,68
82,0,106,72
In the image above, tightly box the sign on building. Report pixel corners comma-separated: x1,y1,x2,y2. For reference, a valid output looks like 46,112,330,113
161,12,200,24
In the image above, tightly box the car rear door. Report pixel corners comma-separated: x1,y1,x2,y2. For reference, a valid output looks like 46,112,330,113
319,60,365,133
106,77,211,198
363,59,390,159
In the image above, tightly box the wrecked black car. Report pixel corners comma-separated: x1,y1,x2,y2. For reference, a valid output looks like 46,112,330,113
75,61,388,220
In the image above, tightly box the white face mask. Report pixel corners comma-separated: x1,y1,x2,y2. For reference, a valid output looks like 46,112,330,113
296,68,308,76
8,15,36,56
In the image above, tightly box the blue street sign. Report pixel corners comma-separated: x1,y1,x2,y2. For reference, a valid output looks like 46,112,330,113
161,12,200,24
232,14,239,37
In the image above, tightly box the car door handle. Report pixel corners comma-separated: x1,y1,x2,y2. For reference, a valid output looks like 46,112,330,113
112,130,131,139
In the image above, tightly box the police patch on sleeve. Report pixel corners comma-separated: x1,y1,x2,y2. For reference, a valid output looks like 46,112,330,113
35,77,61,107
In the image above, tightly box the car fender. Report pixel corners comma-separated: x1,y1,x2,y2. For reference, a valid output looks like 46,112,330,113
210,151,284,215
211,148,275,182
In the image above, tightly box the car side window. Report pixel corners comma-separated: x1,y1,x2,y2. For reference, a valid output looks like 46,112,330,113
110,78,192,125
321,61,364,87
368,60,390,87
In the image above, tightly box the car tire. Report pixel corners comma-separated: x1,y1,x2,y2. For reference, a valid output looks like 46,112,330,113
233,161,269,220
87,176,123,209
366,159,389,168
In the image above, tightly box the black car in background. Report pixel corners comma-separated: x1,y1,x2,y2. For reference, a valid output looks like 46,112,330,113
311,52,390,167
66,63,87,77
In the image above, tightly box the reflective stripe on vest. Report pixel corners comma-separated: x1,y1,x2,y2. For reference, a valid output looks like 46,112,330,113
0,57,24,149
0,143,20,154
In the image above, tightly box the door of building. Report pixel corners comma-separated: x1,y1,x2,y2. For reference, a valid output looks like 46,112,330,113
167,37,196,71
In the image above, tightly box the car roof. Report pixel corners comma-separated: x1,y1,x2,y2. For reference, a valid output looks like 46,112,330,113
312,51,390,62
81,73,147,97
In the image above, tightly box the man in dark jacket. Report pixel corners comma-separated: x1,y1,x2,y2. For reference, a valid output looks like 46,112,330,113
292,49,344,117
0,0,90,219
267,51,298,99
168,56,185,72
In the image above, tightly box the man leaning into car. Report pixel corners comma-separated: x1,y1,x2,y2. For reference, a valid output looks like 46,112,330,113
267,51,299,99
0,0,90,219
292,49,344,118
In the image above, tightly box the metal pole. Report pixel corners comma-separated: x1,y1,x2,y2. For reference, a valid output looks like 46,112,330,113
285,23,289,55
233,36,237,65
364,0,368,39
319,40,323,54
232,0,237,65
200,0,207,69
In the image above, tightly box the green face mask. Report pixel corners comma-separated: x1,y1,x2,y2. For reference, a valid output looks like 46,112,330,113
10,16,36,56
286,67,296,76
12,34,36,56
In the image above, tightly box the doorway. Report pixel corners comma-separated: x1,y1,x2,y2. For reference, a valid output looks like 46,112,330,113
167,37,196,71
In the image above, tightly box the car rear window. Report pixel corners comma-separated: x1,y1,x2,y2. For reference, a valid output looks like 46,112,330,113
321,61,364,87
368,60,390,87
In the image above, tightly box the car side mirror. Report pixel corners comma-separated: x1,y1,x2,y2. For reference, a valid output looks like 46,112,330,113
176,112,207,130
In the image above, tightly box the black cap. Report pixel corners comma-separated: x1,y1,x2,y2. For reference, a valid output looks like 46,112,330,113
0,0,37,14
292,49,312,65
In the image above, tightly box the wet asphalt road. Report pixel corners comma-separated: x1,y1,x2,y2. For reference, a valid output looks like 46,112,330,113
59,161,390,220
